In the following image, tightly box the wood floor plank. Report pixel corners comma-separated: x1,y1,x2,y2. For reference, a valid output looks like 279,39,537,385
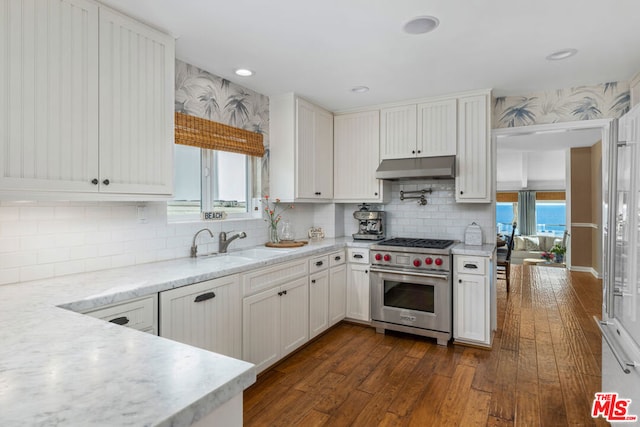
243,264,605,427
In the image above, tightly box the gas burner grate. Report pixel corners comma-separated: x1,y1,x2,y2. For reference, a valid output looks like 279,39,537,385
377,238,455,250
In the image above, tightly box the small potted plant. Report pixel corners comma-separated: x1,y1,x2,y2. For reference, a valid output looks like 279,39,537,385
550,243,566,263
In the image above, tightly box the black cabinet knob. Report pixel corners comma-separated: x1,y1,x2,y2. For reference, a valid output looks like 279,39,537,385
460,191,464,195
417,150,421,154
374,192,378,196
91,178,98,185
459,279,462,283
103,179,110,186
412,150,415,154
365,270,368,274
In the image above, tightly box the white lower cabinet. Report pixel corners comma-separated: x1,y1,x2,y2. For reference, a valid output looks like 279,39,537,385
243,276,309,374
159,275,242,359
84,295,158,335
346,253,370,323
329,262,347,326
453,255,492,347
309,269,330,339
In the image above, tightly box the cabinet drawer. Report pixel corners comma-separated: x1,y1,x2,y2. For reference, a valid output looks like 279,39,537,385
329,250,346,267
243,258,308,297
456,256,487,275
84,295,157,334
309,255,329,273
347,248,370,264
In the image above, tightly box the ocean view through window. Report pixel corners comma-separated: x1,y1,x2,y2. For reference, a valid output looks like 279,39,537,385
497,201,566,236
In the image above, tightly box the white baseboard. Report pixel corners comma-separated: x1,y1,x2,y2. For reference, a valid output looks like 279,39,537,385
569,265,601,278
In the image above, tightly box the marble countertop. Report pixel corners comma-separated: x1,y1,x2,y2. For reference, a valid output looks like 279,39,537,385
451,242,497,257
0,237,362,427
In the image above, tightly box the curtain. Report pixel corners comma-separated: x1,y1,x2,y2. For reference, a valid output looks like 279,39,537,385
518,190,536,235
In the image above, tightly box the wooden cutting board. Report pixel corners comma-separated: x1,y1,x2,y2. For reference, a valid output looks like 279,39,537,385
265,241,308,248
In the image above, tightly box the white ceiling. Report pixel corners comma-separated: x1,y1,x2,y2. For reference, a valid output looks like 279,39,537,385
99,0,640,112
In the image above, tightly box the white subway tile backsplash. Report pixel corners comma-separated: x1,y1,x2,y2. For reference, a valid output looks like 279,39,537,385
0,237,19,253
37,248,70,264
0,268,19,285
0,207,20,221
20,264,55,282
54,260,86,277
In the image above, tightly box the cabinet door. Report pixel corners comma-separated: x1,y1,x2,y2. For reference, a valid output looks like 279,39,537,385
417,99,457,157
346,264,370,321
329,264,347,326
160,275,242,359
296,98,317,199
243,287,281,374
313,107,334,199
280,277,309,357
380,105,417,160
0,0,99,192
456,95,490,202
99,7,174,195
454,272,489,344
309,270,330,339
334,111,382,201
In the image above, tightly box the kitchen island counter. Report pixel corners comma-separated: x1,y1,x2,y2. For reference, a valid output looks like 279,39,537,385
0,237,365,426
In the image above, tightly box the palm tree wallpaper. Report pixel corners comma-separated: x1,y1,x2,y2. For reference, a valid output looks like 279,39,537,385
175,60,270,196
493,81,630,128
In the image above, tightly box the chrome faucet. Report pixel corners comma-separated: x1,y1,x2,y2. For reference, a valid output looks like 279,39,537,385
191,228,214,258
219,231,247,253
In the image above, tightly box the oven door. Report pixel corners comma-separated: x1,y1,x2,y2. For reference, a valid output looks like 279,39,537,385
370,268,451,333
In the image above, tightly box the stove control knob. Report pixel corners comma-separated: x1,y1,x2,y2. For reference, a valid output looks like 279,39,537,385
413,259,422,267
374,253,382,261
435,258,443,266
383,254,391,262
425,257,433,265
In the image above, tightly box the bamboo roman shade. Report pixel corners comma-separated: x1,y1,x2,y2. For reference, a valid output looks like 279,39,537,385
174,112,265,157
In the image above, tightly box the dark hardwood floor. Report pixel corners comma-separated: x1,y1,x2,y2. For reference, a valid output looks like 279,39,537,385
243,265,607,426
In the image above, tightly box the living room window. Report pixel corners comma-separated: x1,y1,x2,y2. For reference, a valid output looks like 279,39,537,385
497,191,566,237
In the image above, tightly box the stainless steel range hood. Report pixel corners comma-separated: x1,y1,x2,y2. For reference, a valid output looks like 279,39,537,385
375,156,456,180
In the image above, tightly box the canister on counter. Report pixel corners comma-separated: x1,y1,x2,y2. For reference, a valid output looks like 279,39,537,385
464,222,483,246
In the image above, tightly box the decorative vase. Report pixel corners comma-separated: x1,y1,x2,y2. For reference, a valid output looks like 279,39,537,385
555,254,564,263
269,224,280,244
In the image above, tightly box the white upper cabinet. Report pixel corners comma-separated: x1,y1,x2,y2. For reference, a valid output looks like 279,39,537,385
380,105,417,159
0,0,174,198
456,94,491,202
270,93,333,202
381,99,458,160
334,110,389,202
99,7,174,195
0,0,100,193
417,99,457,157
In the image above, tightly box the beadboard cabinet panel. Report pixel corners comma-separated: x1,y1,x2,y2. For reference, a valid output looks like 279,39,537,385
380,105,417,160
334,111,389,202
0,0,100,192
160,275,242,359
456,94,491,202
417,99,457,157
99,7,174,195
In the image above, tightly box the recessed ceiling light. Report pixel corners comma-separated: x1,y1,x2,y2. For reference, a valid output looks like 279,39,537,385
546,49,578,61
351,86,369,93
234,68,254,77
403,16,439,35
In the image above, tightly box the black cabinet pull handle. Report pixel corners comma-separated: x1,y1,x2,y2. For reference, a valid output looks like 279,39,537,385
464,263,478,269
353,254,364,259
334,256,341,261
278,291,283,296
283,290,287,295
315,261,323,267
103,179,110,186
311,279,316,284
91,178,98,185
194,292,215,303
109,316,129,326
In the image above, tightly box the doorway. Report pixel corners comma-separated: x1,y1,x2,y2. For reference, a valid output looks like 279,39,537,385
492,119,616,278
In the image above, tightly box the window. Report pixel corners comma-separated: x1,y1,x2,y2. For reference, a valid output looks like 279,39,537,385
169,145,253,219
497,191,566,236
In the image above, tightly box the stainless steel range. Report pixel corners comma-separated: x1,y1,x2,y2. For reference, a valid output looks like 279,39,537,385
370,237,455,346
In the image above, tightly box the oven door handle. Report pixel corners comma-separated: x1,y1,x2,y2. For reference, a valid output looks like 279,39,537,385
369,267,450,280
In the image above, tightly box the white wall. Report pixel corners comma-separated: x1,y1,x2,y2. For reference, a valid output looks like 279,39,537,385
0,201,267,285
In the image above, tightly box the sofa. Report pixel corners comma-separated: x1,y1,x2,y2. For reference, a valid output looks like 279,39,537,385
509,234,564,265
